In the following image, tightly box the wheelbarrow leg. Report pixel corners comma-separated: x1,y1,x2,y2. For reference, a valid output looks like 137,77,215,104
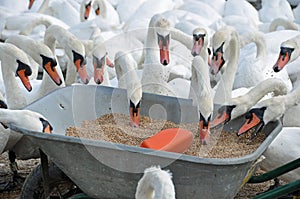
40,149,50,199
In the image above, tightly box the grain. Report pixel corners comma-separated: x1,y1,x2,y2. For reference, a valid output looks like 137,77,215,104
66,113,266,158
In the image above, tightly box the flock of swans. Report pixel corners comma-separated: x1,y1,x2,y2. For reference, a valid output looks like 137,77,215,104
0,0,300,197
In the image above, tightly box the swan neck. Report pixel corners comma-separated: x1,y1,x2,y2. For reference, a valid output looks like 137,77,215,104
38,0,50,13
20,18,52,36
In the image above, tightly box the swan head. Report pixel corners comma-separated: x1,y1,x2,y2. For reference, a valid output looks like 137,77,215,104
273,37,297,72
92,53,106,84
40,55,62,86
211,105,236,129
153,15,171,66
72,50,89,84
199,113,211,145
238,107,266,139
15,59,32,92
2,109,53,134
130,100,140,127
82,0,92,20
191,28,208,57
210,27,237,75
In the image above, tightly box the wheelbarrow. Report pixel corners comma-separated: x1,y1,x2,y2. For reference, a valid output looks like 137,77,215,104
10,85,284,199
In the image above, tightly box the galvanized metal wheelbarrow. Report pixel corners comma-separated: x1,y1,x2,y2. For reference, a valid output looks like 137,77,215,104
10,85,285,199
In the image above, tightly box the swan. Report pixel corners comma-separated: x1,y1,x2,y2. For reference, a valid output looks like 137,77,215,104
272,33,300,86
211,78,288,128
114,51,142,127
44,25,89,85
0,12,70,41
0,42,35,189
233,31,293,91
0,43,33,109
140,14,176,96
189,56,213,145
28,0,81,27
272,34,300,78
5,35,64,103
238,77,300,137
122,0,176,42
210,26,240,105
167,27,211,99
272,34,300,127
135,165,175,199
223,0,260,27
0,109,53,134
80,0,120,25
268,18,299,32
258,0,295,23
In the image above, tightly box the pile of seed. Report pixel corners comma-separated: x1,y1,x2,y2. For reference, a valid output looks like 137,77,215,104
66,113,266,158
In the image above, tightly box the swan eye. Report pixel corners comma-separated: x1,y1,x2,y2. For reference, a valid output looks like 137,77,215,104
16,60,32,76
40,55,57,68
213,42,225,57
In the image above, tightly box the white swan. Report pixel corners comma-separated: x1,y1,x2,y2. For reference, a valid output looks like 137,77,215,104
135,165,175,199
210,26,240,105
258,0,295,23
5,35,64,104
211,78,288,128
140,14,176,96
0,109,53,134
233,31,293,91
114,51,142,127
28,0,80,27
44,25,89,85
272,34,300,80
80,0,120,26
238,77,300,137
189,56,213,145
0,43,33,109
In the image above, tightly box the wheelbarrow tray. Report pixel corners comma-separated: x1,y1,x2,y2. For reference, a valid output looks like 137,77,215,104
13,85,282,199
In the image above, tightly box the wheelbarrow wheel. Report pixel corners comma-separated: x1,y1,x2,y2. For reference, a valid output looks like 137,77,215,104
21,161,82,199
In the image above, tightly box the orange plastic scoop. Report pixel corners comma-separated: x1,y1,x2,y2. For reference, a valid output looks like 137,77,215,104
140,128,193,153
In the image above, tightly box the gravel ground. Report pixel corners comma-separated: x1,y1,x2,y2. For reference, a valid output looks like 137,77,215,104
0,151,287,199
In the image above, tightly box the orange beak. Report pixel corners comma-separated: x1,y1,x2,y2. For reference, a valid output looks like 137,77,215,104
211,111,230,129
273,51,291,72
210,51,224,75
199,114,211,145
211,105,236,129
191,37,204,57
17,69,32,92
106,57,114,67
28,0,34,9
94,68,104,84
238,109,265,138
95,7,100,15
129,101,140,127
44,61,62,86
158,34,170,66
84,2,92,20
74,59,89,84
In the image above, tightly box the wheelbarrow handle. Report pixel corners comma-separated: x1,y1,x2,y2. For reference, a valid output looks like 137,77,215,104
248,157,300,183
252,179,300,199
